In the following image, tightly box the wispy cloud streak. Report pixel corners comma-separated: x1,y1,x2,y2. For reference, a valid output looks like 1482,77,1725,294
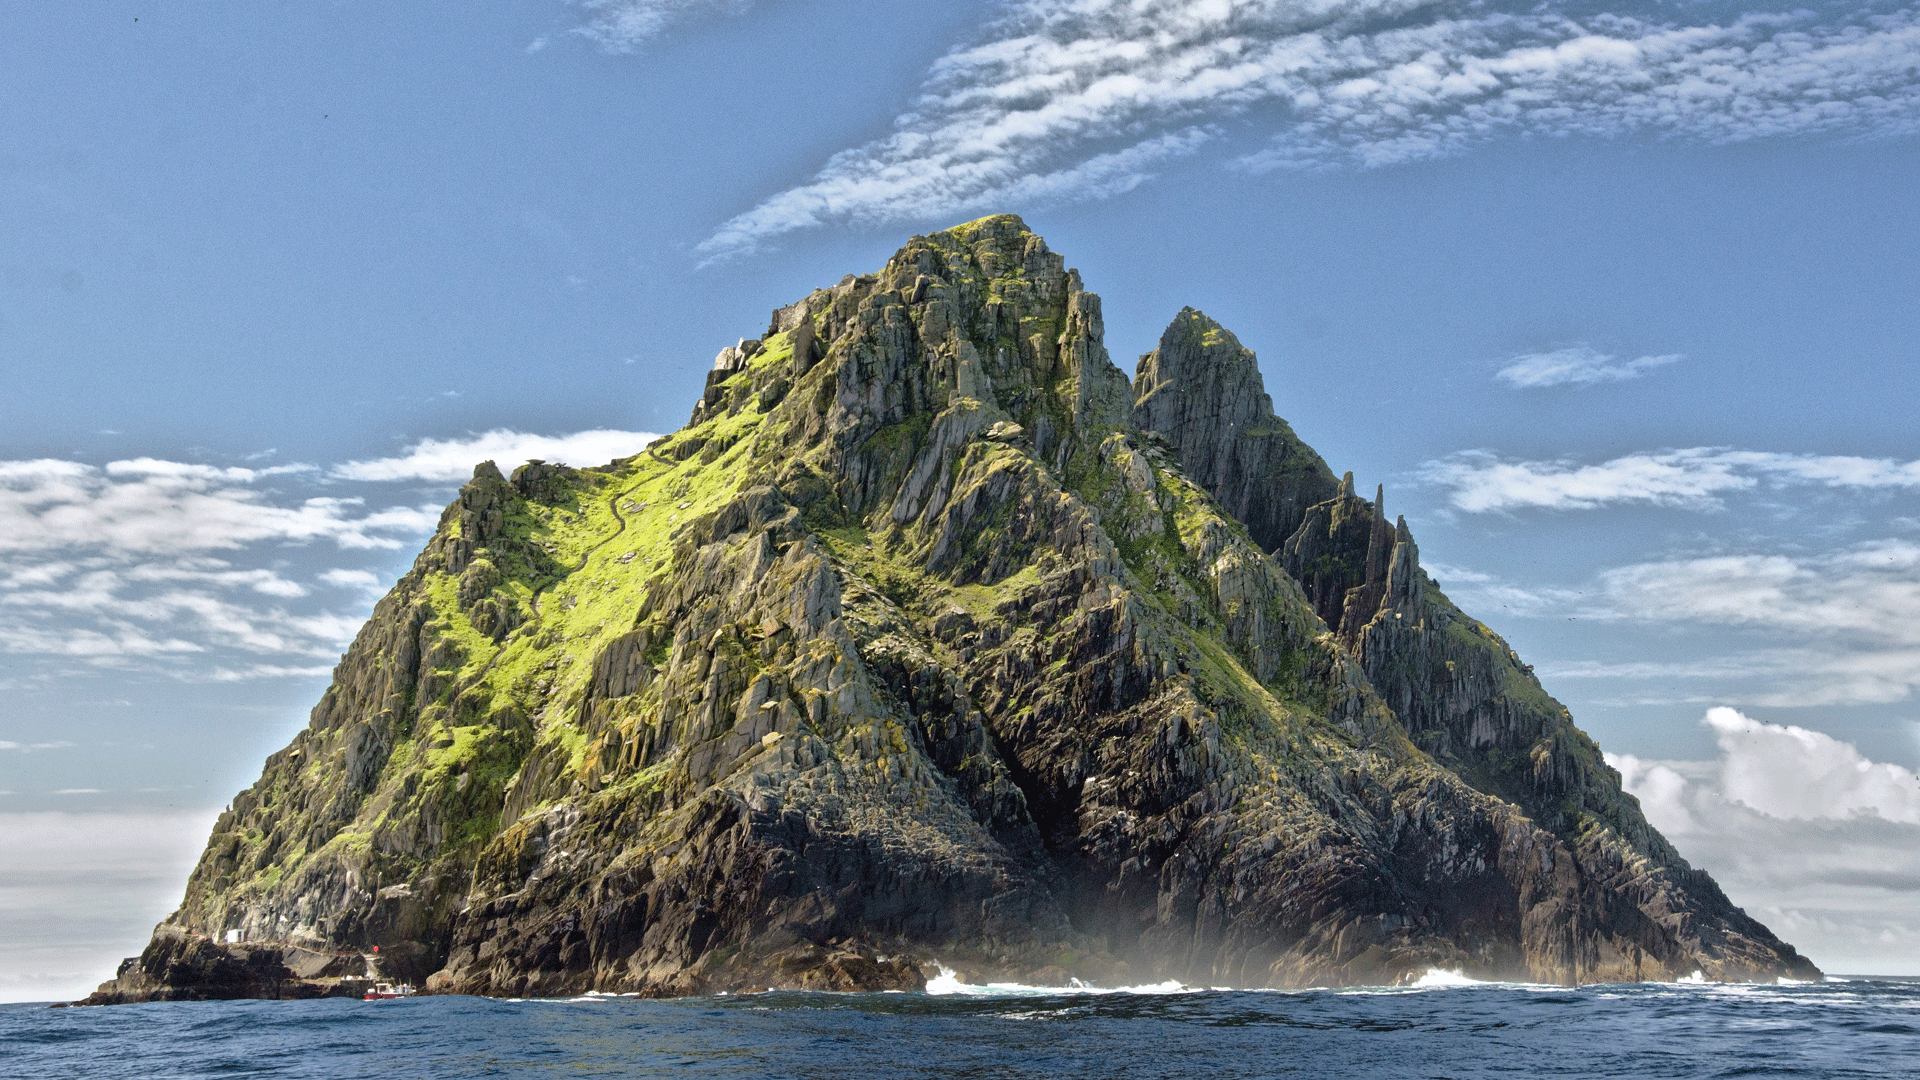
701,1,1920,255
576,0,755,51
1496,346,1682,388
1441,539,1920,707
0,459,430,555
1422,447,1920,513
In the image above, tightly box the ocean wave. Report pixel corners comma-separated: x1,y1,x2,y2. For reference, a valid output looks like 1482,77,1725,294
923,965,1195,997
1408,968,1485,988
11,980,1920,1077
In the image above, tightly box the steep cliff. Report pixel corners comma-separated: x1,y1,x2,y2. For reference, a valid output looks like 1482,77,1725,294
86,216,1815,1003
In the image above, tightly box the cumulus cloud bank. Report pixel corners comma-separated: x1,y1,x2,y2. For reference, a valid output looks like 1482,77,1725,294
1422,447,1920,512
1496,346,1682,388
700,0,1920,255
1608,708,1920,971
1698,705,1920,823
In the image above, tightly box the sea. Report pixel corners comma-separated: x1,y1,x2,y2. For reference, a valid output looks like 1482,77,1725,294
3,969,1915,1079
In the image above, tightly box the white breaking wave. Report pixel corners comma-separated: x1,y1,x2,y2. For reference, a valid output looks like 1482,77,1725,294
924,965,1193,997
1409,968,1487,988
928,965,1524,995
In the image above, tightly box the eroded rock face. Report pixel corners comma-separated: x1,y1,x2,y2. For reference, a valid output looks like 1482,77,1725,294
82,927,370,1004
1138,318,1809,987
84,215,1814,1005
1133,308,1337,554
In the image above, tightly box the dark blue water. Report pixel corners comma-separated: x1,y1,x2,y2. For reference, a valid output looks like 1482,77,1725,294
4,977,1916,1079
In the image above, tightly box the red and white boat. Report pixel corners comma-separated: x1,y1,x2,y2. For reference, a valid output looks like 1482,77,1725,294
363,982,418,1000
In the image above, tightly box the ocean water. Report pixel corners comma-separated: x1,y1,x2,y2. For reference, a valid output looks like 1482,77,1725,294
3,972,1915,1079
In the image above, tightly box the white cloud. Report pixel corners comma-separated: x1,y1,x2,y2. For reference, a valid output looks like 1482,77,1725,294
0,431,651,683
1759,454,1920,488
1598,540,1920,647
1700,706,1920,824
1238,9,1920,173
1609,752,1702,832
1421,447,1756,512
318,568,380,589
0,621,205,660
1421,561,1491,584
1495,346,1682,388
333,428,659,483
701,1,1920,255
1607,710,1920,973
1540,654,1800,683
0,455,430,679
1422,448,1920,513
124,560,310,598
0,458,435,555
203,664,336,682
575,0,755,51
2,562,371,661
1449,540,1920,708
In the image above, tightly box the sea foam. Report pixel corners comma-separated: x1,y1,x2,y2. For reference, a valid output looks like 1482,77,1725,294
924,965,1192,996
1409,968,1486,988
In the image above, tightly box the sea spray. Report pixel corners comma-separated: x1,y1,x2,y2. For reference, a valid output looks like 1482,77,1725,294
925,965,1193,997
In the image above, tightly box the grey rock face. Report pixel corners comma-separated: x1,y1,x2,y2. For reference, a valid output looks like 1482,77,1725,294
1136,311,1810,987
1133,308,1338,553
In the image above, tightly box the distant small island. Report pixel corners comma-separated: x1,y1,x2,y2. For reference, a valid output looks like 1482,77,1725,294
85,215,1815,1004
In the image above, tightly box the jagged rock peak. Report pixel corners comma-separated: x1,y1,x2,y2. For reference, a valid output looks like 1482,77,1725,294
1276,471,1402,639
696,213,1134,458
1133,307,1337,552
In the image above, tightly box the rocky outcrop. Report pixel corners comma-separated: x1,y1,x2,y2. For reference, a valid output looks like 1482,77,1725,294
1139,335,1808,985
84,215,1815,1005
1133,308,1338,553
81,927,372,1004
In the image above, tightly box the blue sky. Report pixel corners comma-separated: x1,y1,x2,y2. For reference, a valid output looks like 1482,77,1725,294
2,0,1918,998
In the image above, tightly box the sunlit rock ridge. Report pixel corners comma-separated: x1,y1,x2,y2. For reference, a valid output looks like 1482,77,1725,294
87,216,1814,1003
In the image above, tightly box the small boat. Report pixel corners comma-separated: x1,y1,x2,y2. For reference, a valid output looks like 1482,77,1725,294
363,982,418,1000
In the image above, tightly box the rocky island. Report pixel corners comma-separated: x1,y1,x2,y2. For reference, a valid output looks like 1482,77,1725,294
85,215,1817,1003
